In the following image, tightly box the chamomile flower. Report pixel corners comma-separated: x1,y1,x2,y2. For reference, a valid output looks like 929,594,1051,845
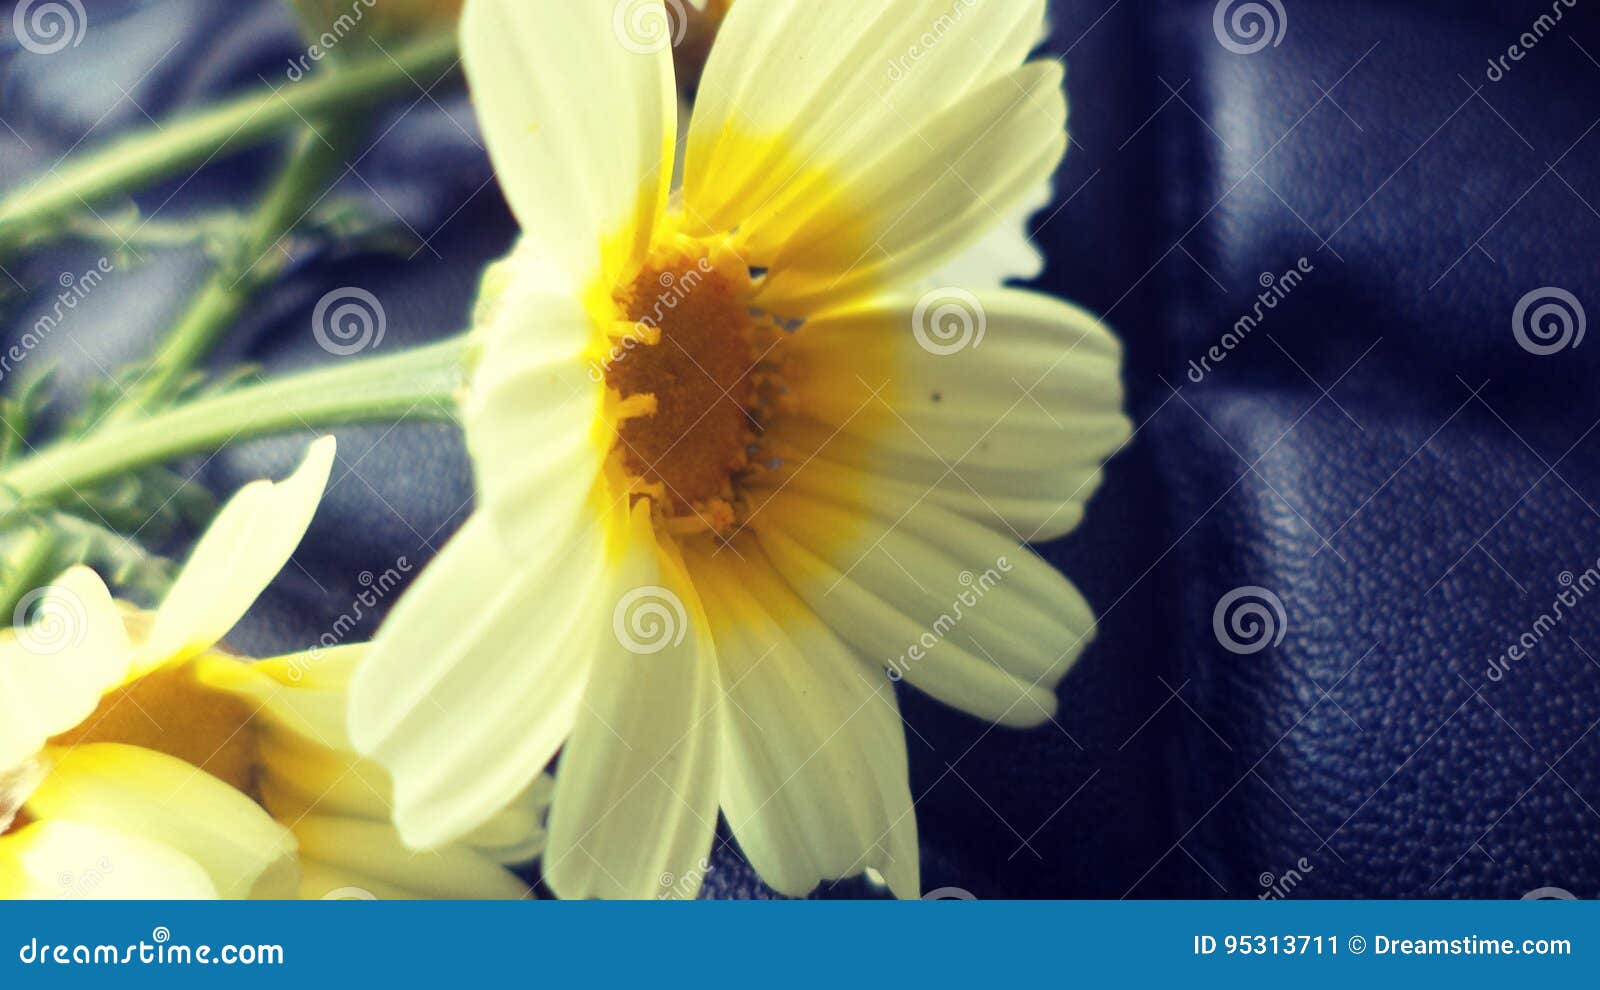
351,0,1129,899
0,438,538,899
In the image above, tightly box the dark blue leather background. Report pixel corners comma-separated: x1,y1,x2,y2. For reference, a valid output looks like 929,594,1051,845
2,0,1597,898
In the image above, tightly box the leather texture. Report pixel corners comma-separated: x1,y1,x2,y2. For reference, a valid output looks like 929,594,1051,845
1,0,1597,899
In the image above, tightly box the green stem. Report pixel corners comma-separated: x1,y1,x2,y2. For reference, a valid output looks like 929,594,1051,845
109,126,354,418
0,32,458,255
0,526,59,620
0,338,467,510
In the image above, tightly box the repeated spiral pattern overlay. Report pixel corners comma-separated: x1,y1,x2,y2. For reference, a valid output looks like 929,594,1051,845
1512,287,1586,356
612,0,688,55
313,287,387,356
613,585,688,654
13,584,88,655
912,287,987,356
1212,0,1288,55
1212,585,1288,655
12,0,87,55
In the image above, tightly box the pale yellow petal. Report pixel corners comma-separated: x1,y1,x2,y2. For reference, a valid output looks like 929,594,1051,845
28,743,298,899
349,511,608,850
0,820,216,900
686,0,1045,247
291,817,531,900
0,566,130,771
461,0,674,282
544,504,721,900
194,646,361,752
768,288,1128,541
461,262,610,557
752,62,1067,312
758,477,1099,726
139,437,335,669
691,542,919,898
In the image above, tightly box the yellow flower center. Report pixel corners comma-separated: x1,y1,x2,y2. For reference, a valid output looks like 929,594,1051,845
603,238,789,537
49,662,260,798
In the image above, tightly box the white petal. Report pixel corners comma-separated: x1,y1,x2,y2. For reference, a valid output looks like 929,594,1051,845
0,821,217,899
544,504,721,900
291,818,531,900
139,437,335,669
691,542,919,898
751,62,1068,313
461,0,674,282
686,0,1045,247
0,566,130,772
28,743,298,899
768,288,1128,541
349,510,613,850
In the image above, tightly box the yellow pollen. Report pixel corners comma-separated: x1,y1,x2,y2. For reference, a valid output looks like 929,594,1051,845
603,240,782,533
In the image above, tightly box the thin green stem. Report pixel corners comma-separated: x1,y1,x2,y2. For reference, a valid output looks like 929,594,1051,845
0,338,467,510
0,526,59,620
0,32,458,255
109,125,355,418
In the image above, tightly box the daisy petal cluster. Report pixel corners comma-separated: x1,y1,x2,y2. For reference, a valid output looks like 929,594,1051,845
0,439,538,899
351,0,1129,900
